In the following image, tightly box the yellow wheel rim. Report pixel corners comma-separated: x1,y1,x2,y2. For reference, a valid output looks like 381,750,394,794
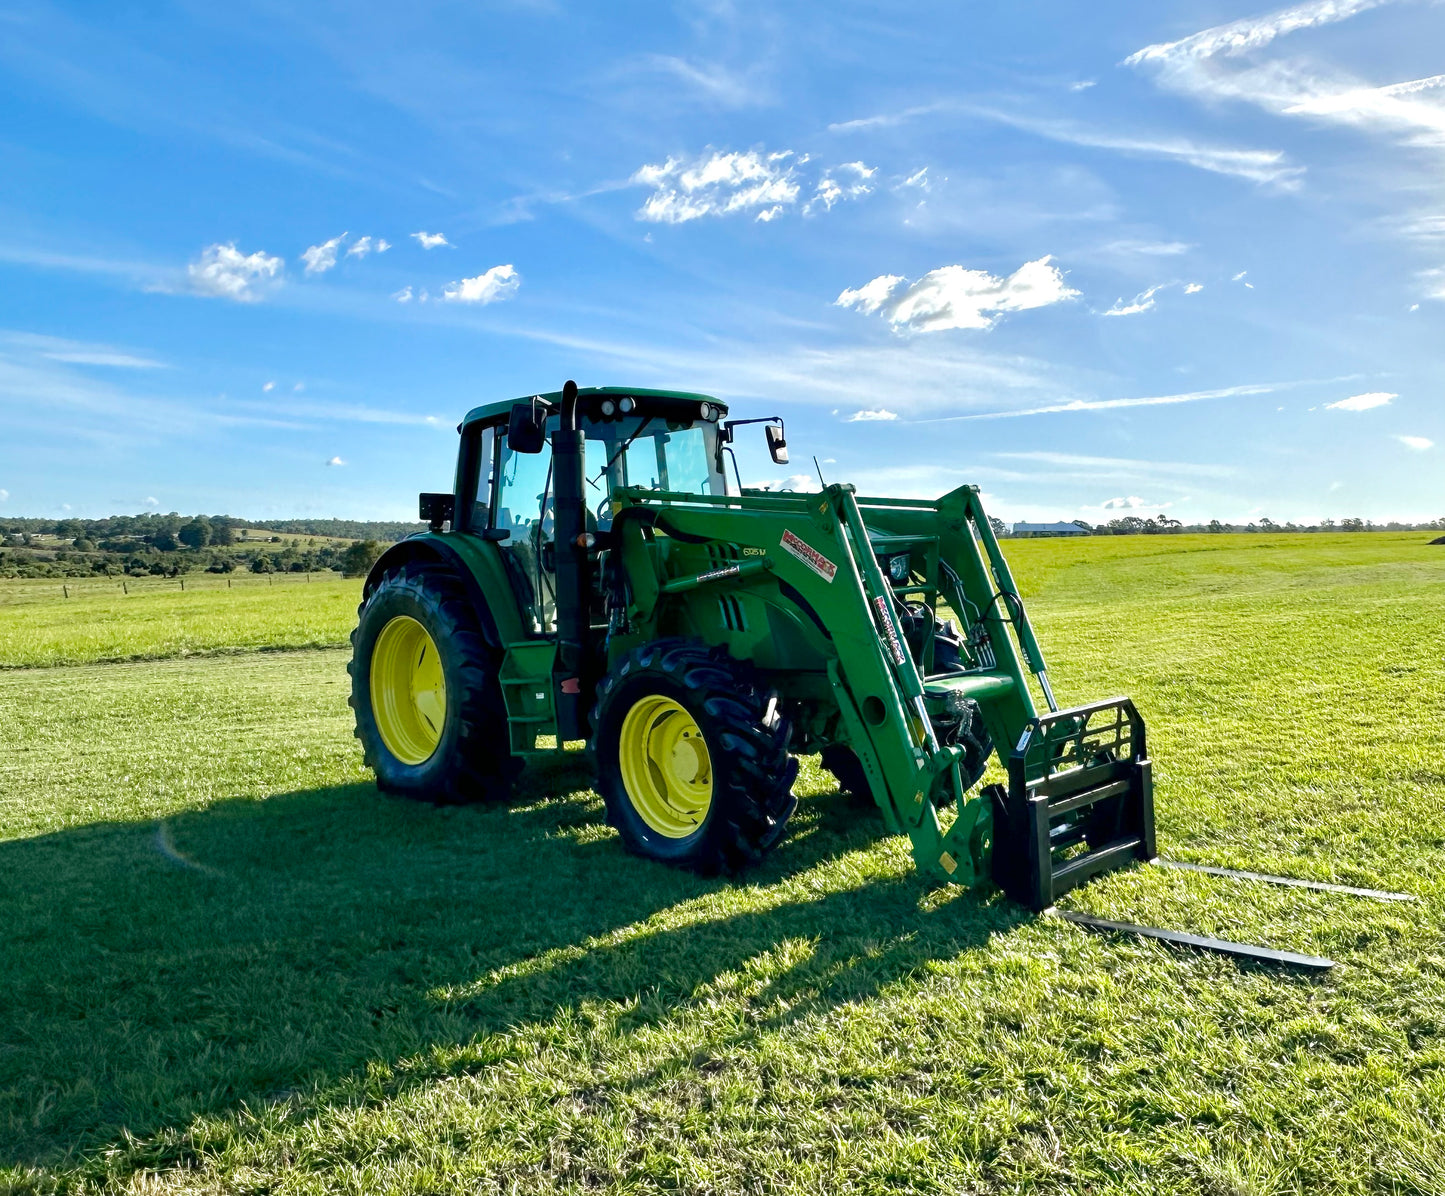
618,695,713,838
370,615,447,765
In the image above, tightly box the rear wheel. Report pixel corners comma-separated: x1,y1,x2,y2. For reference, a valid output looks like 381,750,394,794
593,639,797,874
349,563,520,802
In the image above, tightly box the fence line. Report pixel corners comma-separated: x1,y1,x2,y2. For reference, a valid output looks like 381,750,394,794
0,571,358,605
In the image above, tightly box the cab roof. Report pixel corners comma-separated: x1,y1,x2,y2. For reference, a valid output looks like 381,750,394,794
461,386,726,431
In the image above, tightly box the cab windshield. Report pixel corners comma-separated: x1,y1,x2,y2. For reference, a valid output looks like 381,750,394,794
585,417,719,521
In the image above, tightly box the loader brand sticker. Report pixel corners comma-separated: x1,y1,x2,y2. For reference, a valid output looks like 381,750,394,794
780,529,837,582
873,595,908,666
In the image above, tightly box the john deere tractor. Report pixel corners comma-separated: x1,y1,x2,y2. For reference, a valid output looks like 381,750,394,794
350,382,1156,911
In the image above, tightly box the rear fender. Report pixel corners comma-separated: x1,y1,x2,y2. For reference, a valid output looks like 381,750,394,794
364,533,525,649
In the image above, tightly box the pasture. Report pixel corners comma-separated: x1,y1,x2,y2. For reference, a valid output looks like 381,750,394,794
1,533,1442,1194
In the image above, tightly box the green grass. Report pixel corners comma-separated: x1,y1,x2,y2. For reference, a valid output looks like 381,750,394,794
1,534,1444,1193
0,576,361,669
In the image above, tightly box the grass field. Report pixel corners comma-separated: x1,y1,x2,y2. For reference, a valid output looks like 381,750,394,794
1,533,1443,1194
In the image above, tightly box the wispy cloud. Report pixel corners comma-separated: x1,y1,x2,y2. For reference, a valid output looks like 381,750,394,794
346,235,390,259
830,99,1301,188
1125,0,1388,68
326,456,345,466
1395,434,1433,449
1325,390,1396,410
1184,282,1204,293
995,450,1236,479
412,231,450,249
1126,1,1445,154
837,257,1079,332
1102,284,1166,316
845,408,898,422
301,233,347,275
392,286,414,303
805,162,876,214
910,382,1282,423
186,243,283,302
975,107,1305,188
0,331,164,368
645,56,764,107
441,265,520,304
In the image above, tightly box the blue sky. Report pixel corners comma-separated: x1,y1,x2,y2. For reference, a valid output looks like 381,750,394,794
1,0,1441,525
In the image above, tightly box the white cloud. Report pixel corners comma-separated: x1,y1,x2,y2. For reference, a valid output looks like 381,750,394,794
412,231,450,249
753,473,816,492
1099,495,1165,510
845,408,899,422
143,496,159,507
806,161,876,214
1125,0,1387,67
1184,282,1204,293
1232,270,1249,281
1103,284,1165,316
262,380,275,392
347,235,389,259
0,489,8,501
1127,2,1445,154
327,456,346,466
1325,391,1396,410
899,167,931,191
1070,80,1097,92
392,286,414,303
971,108,1303,188
442,264,520,304
633,149,803,223
837,256,1079,333
646,56,762,108
293,382,305,393
1395,434,1434,450
301,233,348,275
911,382,1281,423
1103,239,1193,256
186,243,283,302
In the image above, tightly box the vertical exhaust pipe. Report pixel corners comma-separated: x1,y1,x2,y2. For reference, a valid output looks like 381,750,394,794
552,379,588,739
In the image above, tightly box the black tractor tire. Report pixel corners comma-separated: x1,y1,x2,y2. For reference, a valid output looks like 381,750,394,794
592,639,798,875
349,562,520,803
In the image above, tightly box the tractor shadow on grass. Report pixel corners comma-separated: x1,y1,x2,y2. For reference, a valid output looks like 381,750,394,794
0,756,1024,1173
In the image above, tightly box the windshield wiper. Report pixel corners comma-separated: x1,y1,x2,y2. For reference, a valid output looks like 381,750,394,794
589,416,654,491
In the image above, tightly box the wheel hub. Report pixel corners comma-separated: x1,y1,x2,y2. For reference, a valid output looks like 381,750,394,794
370,615,447,765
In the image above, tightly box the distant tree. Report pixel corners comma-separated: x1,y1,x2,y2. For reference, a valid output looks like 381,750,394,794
988,516,1007,538
151,531,178,552
1071,520,1092,533
342,540,385,577
72,537,96,552
178,517,212,549
210,518,236,546
250,555,274,574
1208,520,1224,533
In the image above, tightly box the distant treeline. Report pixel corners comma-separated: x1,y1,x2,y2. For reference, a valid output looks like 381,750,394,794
0,512,401,580
1029,516,1445,536
0,513,424,542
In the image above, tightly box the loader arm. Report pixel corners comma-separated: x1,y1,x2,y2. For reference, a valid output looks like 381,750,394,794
609,482,1049,885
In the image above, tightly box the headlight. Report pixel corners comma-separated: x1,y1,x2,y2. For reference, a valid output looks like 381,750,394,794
886,553,910,583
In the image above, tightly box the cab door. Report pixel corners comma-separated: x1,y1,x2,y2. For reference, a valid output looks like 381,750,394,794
493,427,557,634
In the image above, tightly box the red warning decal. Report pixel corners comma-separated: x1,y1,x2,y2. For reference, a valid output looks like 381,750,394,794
780,528,837,582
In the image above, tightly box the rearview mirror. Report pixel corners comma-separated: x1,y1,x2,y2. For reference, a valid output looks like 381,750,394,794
508,401,547,455
765,423,788,465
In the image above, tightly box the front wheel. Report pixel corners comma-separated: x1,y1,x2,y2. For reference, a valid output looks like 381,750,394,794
349,563,519,802
592,640,797,874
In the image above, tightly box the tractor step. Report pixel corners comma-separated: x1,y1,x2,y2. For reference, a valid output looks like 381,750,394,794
990,697,1156,912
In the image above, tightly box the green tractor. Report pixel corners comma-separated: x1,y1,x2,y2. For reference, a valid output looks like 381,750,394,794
349,381,1156,912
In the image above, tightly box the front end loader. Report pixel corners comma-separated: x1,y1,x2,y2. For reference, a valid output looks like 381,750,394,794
349,381,1396,961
